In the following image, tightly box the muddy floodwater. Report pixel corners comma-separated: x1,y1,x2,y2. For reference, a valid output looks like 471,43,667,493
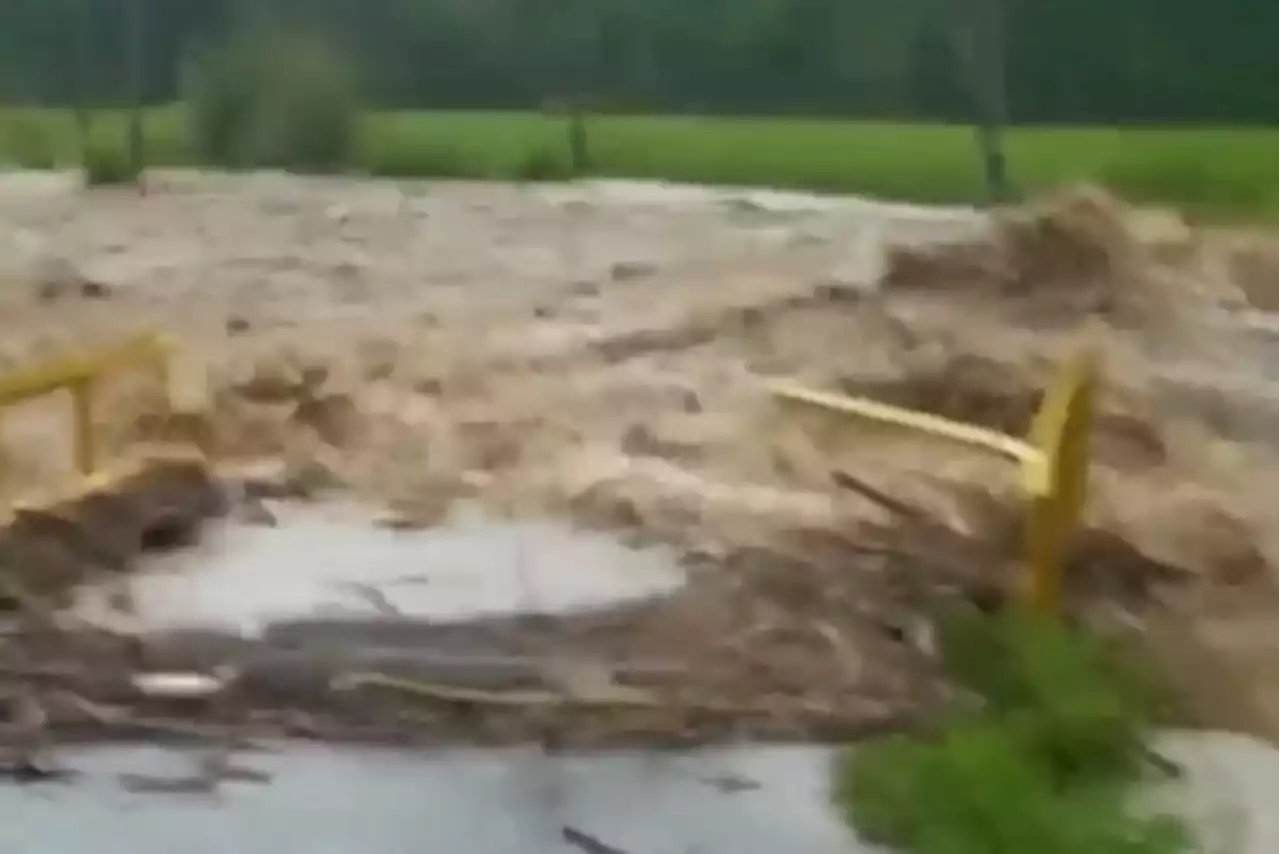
0,172,1275,850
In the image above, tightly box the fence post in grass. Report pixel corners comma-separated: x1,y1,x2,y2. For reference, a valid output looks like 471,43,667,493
126,0,146,185
72,0,93,163
568,100,590,175
565,4,606,178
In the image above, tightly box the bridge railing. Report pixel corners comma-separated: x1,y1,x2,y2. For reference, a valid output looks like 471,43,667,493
771,349,1096,614
0,332,203,480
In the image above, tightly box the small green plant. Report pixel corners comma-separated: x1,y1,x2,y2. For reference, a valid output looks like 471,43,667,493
834,610,1188,854
838,723,1190,854
941,609,1173,781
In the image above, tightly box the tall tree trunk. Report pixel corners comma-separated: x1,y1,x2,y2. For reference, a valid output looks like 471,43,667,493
565,7,604,177
127,0,145,182
72,0,91,161
568,105,590,175
957,0,1012,204
74,105,91,160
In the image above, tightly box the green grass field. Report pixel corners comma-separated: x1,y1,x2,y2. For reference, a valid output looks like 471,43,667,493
2,106,1275,217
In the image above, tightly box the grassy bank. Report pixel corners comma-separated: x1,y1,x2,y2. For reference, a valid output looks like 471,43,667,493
2,106,1275,217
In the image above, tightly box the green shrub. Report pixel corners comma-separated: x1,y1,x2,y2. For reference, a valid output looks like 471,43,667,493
515,146,573,181
1,113,58,169
940,610,1171,782
183,40,253,167
834,611,1187,854
82,132,138,185
837,723,1191,854
185,28,360,172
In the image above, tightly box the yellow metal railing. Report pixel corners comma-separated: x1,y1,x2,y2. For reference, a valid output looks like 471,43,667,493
770,350,1096,613
0,332,182,478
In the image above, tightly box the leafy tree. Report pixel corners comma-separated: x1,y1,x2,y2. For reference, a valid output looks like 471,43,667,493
0,0,1271,124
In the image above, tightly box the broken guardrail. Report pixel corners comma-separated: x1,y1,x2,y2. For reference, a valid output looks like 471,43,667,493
0,332,206,480
770,349,1095,614
0,332,217,600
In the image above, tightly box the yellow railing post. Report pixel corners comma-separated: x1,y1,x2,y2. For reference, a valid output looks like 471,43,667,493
1019,351,1094,613
70,378,97,476
770,350,1097,614
0,332,194,484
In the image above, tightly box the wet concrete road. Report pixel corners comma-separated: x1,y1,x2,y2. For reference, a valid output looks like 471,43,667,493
0,744,867,854
0,733,1273,854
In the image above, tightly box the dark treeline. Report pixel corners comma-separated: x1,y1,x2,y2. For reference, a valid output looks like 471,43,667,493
0,0,1273,125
